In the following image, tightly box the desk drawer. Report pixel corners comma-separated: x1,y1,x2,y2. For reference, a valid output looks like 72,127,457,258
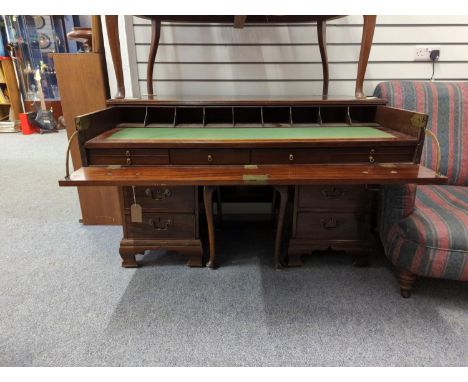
123,186,195,212
297,185,370,211
170,149,250,165
295,212,369,240
251,149,312,164
251,146,415,164
124,212,196,239
87,148,169,165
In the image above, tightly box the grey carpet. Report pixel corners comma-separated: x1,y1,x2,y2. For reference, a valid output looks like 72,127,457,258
0,131,467,367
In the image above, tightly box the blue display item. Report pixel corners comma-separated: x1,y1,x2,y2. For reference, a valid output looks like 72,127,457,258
3,15,79,102
0,18,8,57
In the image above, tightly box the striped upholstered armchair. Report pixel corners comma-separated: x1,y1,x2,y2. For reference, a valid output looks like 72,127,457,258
374,81,468,298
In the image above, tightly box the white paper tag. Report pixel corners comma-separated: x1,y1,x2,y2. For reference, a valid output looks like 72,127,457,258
130,203,143,223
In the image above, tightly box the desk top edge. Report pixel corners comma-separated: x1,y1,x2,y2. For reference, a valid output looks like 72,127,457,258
106,96,387,107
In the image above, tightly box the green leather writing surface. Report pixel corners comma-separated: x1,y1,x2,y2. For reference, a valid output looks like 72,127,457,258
107,127,395,141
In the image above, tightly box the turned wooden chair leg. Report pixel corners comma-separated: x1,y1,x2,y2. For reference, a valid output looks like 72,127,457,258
317,19,329,96
147,18,161,98
273,186,288,269
204,186,217,269
397,268,417,298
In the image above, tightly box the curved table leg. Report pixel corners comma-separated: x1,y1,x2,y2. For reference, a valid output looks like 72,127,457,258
273,186,289,269
105,15,125,99
147,18,161,98
317,19,329,97
355,15,377,98
216,187,223,229
204,186,218,269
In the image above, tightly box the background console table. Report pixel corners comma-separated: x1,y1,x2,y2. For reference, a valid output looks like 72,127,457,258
104,15,377,99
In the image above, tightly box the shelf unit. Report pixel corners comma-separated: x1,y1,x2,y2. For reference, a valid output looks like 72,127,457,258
0,57,21,122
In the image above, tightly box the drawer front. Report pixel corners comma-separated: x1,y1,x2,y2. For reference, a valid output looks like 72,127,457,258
124,213,196,239
123,186,195,212
251,149,311,164
251,146,415,164
298,185,370,211
87,148,169,166
170,149,250,165
295,212,369,240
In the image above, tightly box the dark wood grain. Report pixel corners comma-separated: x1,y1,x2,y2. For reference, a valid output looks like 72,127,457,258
274,186,289,269
295,211,369,240
107,96,387,107
317,19,329,96
118,186,203,268
297,185,370,211
59,164,446,187
147,18,161,97
355,15,377,98
170,149,251,165
122,186,195,212
288,184,373,267
124,212,196,239
204,186,217,269
105,15,125,99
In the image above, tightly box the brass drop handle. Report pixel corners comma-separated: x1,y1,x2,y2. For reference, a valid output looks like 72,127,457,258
369,156,375,163
321,187,345,199
321,217,339,229
148,218,172,231
126,157,132,165
145,188,172,200
289,153,294,161
207,154,213,162
65,130,79,180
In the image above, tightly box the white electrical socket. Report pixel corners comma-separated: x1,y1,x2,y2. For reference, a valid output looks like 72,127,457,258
414,46,441,61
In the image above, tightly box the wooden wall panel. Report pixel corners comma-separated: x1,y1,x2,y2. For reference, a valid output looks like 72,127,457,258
53,53,121,225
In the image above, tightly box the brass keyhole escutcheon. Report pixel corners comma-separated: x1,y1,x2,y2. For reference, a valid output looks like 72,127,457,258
125,150,131,156
370,149,375,154
369,156,375,163
126,157,132,165
207,154,213,162
289,154,294,161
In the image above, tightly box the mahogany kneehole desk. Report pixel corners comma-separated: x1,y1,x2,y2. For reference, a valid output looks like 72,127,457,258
60,97,446,269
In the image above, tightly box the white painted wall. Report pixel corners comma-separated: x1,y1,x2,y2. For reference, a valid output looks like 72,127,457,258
104,15,468,98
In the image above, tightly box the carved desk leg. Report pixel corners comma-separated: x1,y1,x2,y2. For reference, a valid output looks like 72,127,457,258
147,18,161,98
204,186,217,269
355,15,377,98
317,19,329,97
119,247,139,268
273,186,289,269
105,15,125,99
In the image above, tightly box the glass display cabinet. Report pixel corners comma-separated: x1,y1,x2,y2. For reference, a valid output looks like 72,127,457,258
3,15,80,103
